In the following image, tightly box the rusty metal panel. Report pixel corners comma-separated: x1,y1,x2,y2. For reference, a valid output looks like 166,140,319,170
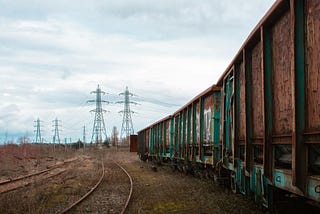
145,129,150,152
180,113,184,145
203,94,214,144
129,134,138,152
239,61,246,141
190,106,193,145
273,169,303,196
179,112,184,159
166,120,170,148
185,109,189,145
306,176,320,202
161,122,165,155
251,42,264,139
195,101,201,144
271,11,293,136
306,0,320,132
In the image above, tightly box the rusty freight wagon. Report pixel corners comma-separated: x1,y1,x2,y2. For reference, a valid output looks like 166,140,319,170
137,0,320,210
137,127,150,161
137,116,173,162
137,84,221,174
217,0,320,208
170,85,221,176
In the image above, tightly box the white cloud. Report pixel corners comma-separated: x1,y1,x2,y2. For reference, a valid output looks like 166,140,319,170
0,0,276,142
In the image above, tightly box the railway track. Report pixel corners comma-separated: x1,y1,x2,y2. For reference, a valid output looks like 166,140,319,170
114,161,133,214
61,160,133,214
0,157,79,194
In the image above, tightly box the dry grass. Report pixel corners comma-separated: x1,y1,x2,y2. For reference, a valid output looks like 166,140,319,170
0,144,102,214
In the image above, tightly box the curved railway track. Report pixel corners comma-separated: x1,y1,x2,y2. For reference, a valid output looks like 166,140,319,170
113,161,133,214
60,160,133,214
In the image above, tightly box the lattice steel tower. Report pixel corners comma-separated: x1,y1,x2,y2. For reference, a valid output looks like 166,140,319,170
117,86,137,139
52,118,61,144
87,85,108,144
34,118,42,143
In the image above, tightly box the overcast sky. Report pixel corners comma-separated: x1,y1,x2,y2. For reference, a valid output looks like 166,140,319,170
0,0,275,143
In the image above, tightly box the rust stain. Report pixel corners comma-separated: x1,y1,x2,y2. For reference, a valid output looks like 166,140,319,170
251,41,264,139
272,11,293,136
306,0,320,131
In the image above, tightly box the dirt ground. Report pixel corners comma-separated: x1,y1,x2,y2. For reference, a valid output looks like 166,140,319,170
0,144,78,181
0,145,265,213
115,150,264,214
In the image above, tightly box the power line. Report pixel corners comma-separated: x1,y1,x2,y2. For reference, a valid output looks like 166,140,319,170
87,85,108,144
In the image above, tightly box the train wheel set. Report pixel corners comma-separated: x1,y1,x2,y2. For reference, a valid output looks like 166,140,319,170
137,0,320,211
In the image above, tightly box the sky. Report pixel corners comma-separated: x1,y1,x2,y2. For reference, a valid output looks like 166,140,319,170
0,0,276,143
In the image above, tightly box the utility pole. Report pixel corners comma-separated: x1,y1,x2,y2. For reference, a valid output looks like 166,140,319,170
87,85,108,144
4,131,8,145
64,138,67,152
52,118,61,150
111,126,119,148
83,125,86,150
34,118,42,143
117,86,138,141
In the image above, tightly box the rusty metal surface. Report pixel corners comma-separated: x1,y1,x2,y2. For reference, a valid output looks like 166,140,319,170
307,176,320,202
137,0,320,207
239,60,246,141
273,169,302,195
195,101,200,145
165,119,170,153
306,0,320,132
145,129,150,153
271,11,293,136
129,135,138,152
203,94,214,145
251,42,264,140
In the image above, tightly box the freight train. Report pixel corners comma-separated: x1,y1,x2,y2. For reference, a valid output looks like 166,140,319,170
137,0,320,210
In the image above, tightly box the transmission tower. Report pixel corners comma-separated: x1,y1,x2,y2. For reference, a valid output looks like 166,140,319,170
87,85,108,144
34,118,42,143
117,86,138,139
52,118,61,144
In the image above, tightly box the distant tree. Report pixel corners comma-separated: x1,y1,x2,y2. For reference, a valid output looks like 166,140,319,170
111,126,119,147
18,136,31,144
103,138,110,147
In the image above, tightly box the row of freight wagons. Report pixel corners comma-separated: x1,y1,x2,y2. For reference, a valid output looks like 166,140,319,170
137,0,320,209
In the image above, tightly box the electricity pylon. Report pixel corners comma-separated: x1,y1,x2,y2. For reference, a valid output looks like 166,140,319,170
87,85,108,144
34,118,42,143
52,118,61,144
117,86,138,140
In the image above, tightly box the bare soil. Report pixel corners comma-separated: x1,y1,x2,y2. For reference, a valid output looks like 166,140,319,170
0,145,265,214
116,151,264,214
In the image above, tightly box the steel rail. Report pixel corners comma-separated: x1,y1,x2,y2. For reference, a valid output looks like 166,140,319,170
0,169,67,194
0,158,79,186
113,161,133,214
59,160,133,214
59,160,105,214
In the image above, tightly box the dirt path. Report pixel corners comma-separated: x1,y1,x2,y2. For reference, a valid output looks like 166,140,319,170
116,151,263,214
0,146,265,213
